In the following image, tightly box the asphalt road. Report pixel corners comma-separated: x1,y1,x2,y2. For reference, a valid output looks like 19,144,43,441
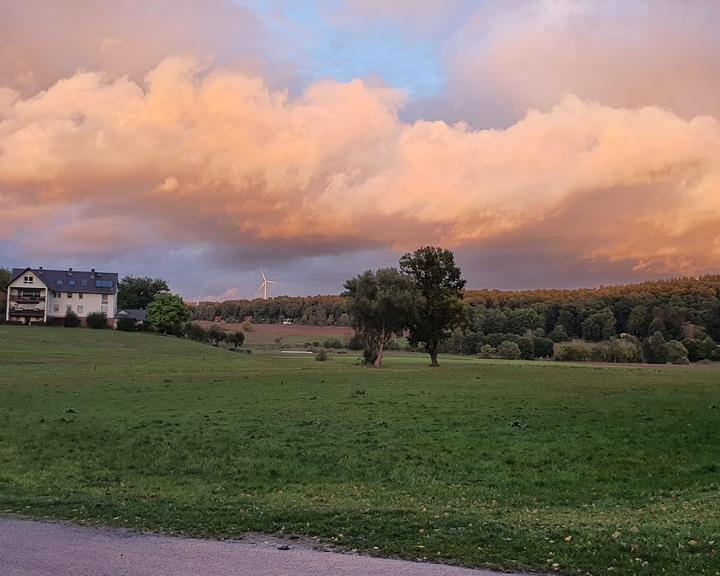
0,517,537,576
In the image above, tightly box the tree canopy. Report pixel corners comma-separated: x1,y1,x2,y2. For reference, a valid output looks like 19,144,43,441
344,268,419,368
146,293,190,334
400,247,466,366
118,276,169,310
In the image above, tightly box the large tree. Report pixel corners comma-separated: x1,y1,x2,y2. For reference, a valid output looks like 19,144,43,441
118,276,170,310
400,247,467,367
146,293,190,335
344,268,419,368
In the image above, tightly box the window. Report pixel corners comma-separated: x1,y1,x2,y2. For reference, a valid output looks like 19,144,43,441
52,291,59,298
77,305,84,314
101,305,108,314
78,293,83,299
101,294,108,303
56,279,63,287
53,304,59,313
69,280,76,287
67,292,73,298
95,280,113,288
66,305,72,312
81,280,88,287
23,275,33,284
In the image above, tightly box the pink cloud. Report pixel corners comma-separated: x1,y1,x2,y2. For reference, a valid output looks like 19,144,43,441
1,60,719,277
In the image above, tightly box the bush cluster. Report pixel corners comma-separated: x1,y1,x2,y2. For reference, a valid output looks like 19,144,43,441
86,312,108,329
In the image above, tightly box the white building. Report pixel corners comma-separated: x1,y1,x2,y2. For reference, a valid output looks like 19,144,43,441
5,267,118,325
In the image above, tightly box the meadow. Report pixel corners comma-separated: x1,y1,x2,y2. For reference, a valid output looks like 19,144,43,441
0,325,719,575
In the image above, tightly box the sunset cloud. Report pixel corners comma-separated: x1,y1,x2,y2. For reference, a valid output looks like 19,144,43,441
1,58,719,284
1,1,719,296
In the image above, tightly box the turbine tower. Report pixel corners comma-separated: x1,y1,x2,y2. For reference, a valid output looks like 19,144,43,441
256,269,277,300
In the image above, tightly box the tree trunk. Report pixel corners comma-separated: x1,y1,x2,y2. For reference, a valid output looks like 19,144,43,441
428,341,439,367
374,334,385,368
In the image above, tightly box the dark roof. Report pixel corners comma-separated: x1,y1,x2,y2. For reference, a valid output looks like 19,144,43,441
117,309,147,322
9,267,118,294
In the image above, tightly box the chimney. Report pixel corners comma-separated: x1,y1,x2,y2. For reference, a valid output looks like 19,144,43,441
67,267,73,276
90,268,96,278
38,266,43,275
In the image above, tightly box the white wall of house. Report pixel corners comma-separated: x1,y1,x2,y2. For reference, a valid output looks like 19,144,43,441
5,270,48,322
47,291,117,319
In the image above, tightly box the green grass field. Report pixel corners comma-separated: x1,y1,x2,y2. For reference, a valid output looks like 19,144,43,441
1,325,719,574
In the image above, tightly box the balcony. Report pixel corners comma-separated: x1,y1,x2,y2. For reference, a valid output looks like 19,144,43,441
10,296,46,304
8,308,45,316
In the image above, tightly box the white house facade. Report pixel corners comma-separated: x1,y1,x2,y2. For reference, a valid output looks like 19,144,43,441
5,267,118,325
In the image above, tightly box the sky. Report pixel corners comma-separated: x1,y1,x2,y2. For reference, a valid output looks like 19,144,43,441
1,0,720,299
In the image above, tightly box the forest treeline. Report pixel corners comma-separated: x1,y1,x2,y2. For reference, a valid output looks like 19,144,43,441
192,275,720,360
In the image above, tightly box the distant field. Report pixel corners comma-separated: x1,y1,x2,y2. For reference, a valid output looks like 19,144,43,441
1,325,719,575
196,321,354,349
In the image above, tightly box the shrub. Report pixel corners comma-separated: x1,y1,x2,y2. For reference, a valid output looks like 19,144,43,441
533,336,555,358
116,318,137,331
312,340,320,347
665,340,690,365
315,348,329,361
64,310,80,328
497,340,522,360
206,326,225,346
478,344,496,359
86,311,108,329
323,337,344,349
596,338,644,363
347,333,363,350
226,331,245,349
185,322,208,342
554,341,590,362
387,338,401,351
241,320,253,332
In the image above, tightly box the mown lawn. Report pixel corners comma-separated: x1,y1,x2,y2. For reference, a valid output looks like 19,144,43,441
0,325,718,575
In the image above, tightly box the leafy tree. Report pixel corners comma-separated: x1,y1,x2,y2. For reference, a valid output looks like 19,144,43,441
533,336,555,358
644,331,668,364
698,336,719,361
647,316,668,340
582,308,616,341
626,305,650,337
518,336,535,360
549,324,569,342
118,276,170,310
477,308,508,334
344,268,419,368
705,302,720,342
497,340,521,360
508,308,543,335
665,340,689,365
146,293,190,335
399,247,466,367
86,311,108,329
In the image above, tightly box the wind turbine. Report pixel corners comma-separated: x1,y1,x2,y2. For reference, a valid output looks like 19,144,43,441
256,270,277,300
